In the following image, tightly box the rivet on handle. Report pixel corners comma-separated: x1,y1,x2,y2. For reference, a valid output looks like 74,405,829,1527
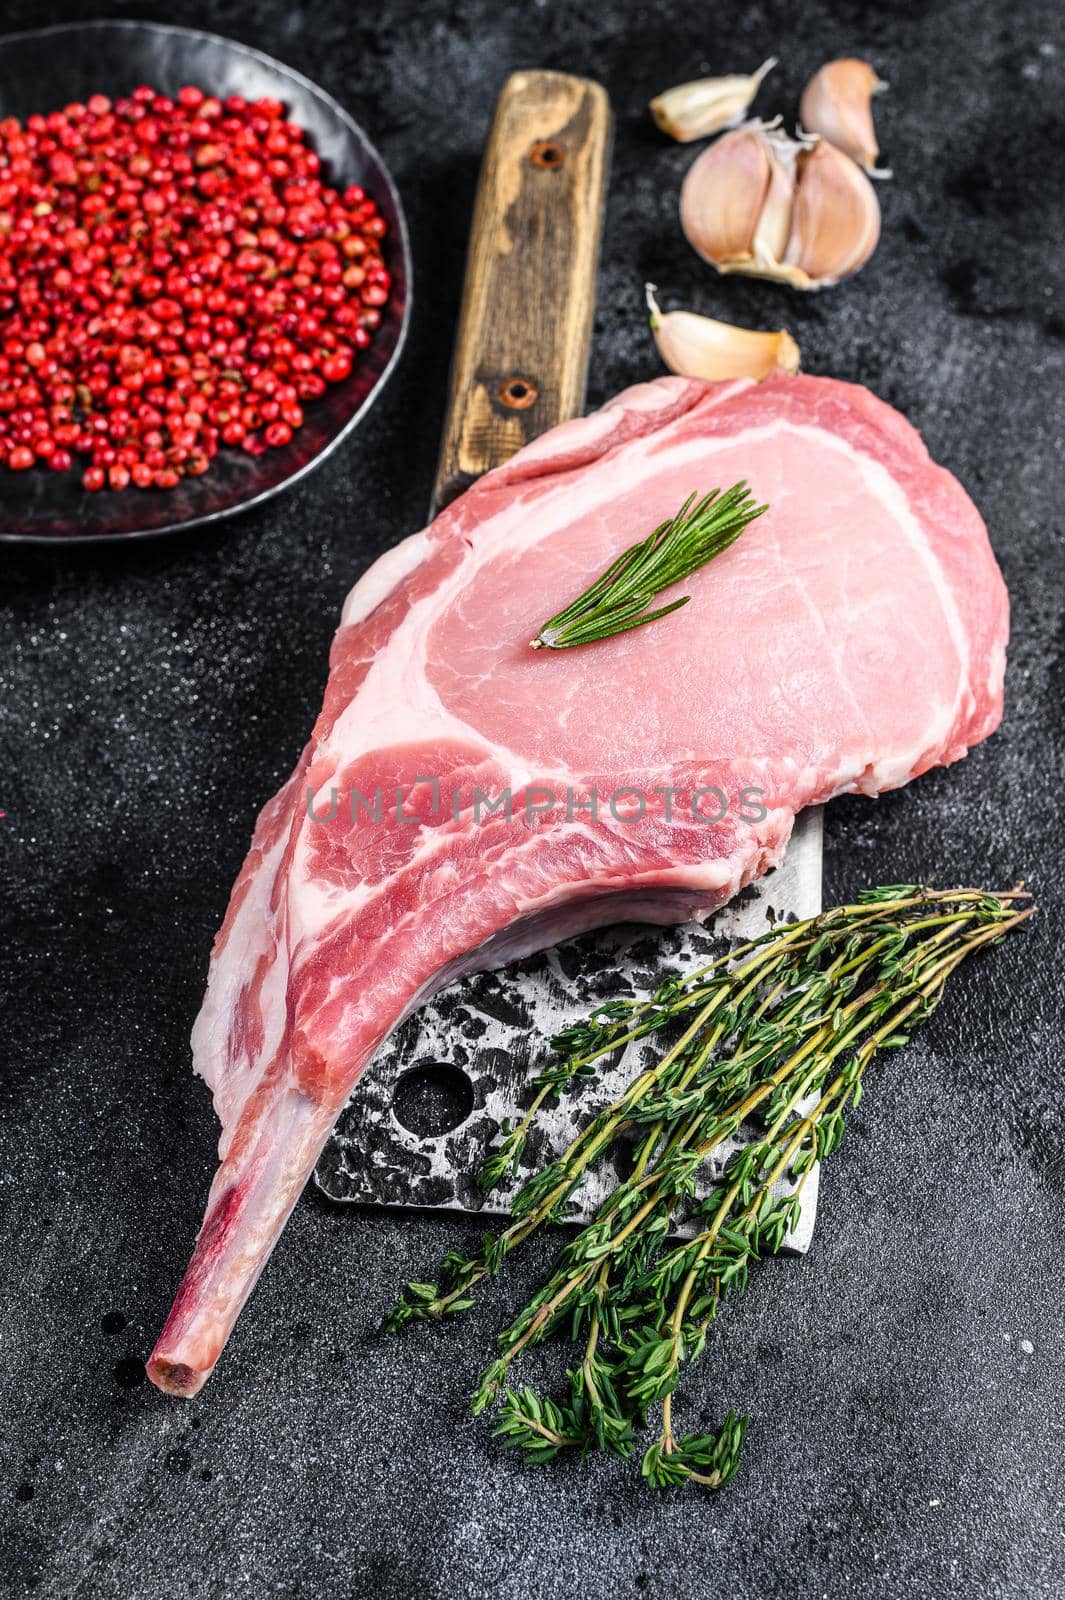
528,140,566,170
498,377,539,410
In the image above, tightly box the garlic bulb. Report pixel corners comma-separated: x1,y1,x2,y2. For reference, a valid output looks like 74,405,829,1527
799,58,890,176
650,57,777,143
680,121,881,290
646,284,800,381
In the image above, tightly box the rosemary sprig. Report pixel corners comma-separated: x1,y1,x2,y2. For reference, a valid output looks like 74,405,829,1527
530,482,767,650
383,886,1032,1489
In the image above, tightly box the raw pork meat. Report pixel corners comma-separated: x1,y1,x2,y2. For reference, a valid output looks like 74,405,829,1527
148,374,1008,1395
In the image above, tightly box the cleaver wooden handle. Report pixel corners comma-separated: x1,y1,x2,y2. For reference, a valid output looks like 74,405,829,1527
432,70,612,511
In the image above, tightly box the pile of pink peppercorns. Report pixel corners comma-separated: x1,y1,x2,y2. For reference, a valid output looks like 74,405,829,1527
0,83,391,491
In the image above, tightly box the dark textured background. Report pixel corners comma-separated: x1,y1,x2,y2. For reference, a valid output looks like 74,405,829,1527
2,2,1063,1596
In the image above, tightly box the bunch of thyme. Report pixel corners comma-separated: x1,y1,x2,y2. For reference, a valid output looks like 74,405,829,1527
383,886,1032,1489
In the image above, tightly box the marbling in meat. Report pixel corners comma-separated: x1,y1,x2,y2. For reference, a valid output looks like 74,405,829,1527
147,374,1008,1395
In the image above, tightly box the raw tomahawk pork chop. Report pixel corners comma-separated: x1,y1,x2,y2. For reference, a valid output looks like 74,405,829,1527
148,374,1008,1395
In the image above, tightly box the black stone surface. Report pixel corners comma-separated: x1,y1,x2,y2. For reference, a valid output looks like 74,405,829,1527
1,1,1063,1596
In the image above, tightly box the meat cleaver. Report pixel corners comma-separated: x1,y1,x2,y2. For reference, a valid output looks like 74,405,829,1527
315,70,823,1247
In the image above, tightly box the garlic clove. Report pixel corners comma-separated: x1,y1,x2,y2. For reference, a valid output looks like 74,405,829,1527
749,125,801,275
799,58,890,176
785,139,881,288
646,284,800,381
650,57,777,143
680,124,774,267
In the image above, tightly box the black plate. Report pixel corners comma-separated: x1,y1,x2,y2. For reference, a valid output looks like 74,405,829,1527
0,20,411,544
